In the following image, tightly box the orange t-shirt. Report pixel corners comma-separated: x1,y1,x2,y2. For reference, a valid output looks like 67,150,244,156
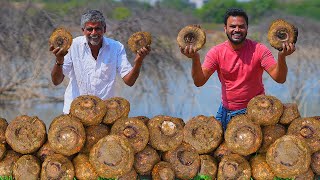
202,39,276,110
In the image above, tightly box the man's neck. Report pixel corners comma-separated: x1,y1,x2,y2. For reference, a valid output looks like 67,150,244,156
89,43,102,60
229,39,246,50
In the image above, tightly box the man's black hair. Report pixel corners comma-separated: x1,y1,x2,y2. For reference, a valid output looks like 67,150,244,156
224,8,249,26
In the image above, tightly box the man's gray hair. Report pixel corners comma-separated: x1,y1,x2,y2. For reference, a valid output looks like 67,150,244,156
80,10,106,29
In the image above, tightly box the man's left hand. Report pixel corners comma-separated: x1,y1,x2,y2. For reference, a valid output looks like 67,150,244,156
135,45,151,63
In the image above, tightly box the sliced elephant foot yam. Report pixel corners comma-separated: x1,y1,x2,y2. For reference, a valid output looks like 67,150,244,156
148,115,185,151
217,154,251,180
111,117,149,153
73,153,98,180
250,154,275,180
0,118,8,144
163,143,200,180
49,27,72,53
89,135,134,178
247,95,283,126
5,115,46,154
128,31,152,53
80,124,109,154
70,95,107,126
268,19,298,51
48,114,85,156
225,114,262,156
183,115,223,154
311,151,320,175
36,141,56,162
266,135,311,178
41,154,74,179
118,168,138,180
279,103,300,125
198,155,218,179
287,117,320,153
13,155,41,180
213,141,233,162
103,97,130,124
134,145,160,175
0,150,21,177
177,25,206,51
258,124,286,153
152,161,175,180
295,168,315,180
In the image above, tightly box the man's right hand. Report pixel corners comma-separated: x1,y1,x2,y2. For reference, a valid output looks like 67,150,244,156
180,45,200,60
50,45,67,64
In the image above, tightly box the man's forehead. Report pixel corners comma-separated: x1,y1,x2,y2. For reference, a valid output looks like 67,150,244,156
85,22,103,27
227,16,246,24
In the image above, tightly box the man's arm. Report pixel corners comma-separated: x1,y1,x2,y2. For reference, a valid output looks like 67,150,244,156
122,46,151,86
50,46,66,85
266,42,295,84
181,45,213,87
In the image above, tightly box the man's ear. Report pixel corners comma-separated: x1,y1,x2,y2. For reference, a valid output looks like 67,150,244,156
224,25,227,33
103,25,106,33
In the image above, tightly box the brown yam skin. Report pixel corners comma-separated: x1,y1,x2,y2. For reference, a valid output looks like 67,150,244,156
36,141,57,162
266,135,311,178
250,154,275,180
0,118,8,144
217,154,251,180
70,95,107,126
163,143,200,180
127,31,152,53
48,114,86,156
213,141,234,162
183,115,223,154
258,124,286,153
133,145,161,175
73,153,98,180
152,161,175,180
247,95,283,126
111,117,149,153
41,154,75,180
177,25,206,51
287,117,320,153
49,27,73,54
0,150,21,177
148,115,185,151
5,115,46,154
225,114,262,156
0,143,6,161
13,155,41,180
311,151,320,175
103,97,130,124
294,168,314,180
89,135,134,178
133,116,150,125
118,168,138,180
80,124,109,154
279,103,300,125
199,155,218,179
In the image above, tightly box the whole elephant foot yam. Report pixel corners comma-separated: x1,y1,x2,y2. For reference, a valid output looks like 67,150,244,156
177,25,206,51
134,145,160,175
49,27,73,54
89,135,134,178
152,161,175,180
70,95,107,126
148,115,184,151
0,118,8,144
279,103,300,125
80,124,109,154
41,154,74,179
183,115,223,154
103,97,130,124
128,31,152,53
163,143,200,180
217,154,251,180
5,115,46,154
118,169,138,180
73,153,98,180
225,114,262,156
311,151,320,175
268,19,298,51
48,114,85,156
288,117,320,153
199,155,218,179
111,117,149,153
250,154,275,180
0,150,21,177
266,135,311,178
13,155,41,180
247,95,283,126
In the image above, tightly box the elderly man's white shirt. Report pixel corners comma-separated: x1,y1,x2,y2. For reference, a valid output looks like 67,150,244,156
62,36,132,113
